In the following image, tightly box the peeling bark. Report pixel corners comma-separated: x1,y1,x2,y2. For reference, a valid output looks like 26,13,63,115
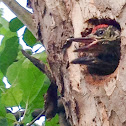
29,0,126,125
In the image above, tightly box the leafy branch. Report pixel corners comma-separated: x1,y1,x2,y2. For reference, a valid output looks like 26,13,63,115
1,0,37,38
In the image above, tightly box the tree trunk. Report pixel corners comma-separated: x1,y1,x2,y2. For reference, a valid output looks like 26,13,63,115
29,0,126,125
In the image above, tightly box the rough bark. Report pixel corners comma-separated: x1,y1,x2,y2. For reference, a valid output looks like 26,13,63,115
29,0,126,126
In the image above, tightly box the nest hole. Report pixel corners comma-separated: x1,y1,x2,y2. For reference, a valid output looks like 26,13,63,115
82,18,121,76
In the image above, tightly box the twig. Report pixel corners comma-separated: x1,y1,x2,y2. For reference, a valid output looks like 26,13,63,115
22,100,29,122
27,110,45,126
21,49,54,83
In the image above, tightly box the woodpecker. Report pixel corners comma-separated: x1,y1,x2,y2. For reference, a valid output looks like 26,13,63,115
67,24,121,75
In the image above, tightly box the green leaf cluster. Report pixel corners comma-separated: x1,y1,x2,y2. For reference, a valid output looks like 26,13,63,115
0,16,59,126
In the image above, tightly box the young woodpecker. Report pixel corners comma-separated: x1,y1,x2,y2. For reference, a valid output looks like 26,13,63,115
67,24,121,75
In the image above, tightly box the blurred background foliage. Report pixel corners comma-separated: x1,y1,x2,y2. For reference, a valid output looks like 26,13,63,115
0,6,59,125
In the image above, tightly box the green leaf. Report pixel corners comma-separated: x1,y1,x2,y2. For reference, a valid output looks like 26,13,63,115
0,80,6,118
0,27,8,35
6,56,47,105
6,58,25,86
0,74,6,117
30,81,49,110
23,113,32,125
18,58,46,104
6,113,16,126
45,114,59,126
0,17,10,36
0,79,4,89
0,102,6,117
0,36,19,75
0,70,3,80
23,28,37,47
22,76,49,124
1,86,23,107
0,118,8,126
0,31,17,52
6,51,49,123
0,79,6,98
9,17,24,32
0,17,9,31
0,23,2,28
16,49,25,61
0,86,6,117
33,51,47,64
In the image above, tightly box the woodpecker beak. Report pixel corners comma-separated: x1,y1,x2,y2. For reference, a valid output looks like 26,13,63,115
67,35,97,52
67,37,95,43
67,35,101,65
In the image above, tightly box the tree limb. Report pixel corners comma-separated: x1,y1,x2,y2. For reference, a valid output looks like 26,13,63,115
1,0,37,38
21,49,55,83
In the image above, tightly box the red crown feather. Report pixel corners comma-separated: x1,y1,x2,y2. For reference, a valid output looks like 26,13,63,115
92,24,109,34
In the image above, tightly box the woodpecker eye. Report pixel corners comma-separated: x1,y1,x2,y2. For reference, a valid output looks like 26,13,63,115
95,29,105,36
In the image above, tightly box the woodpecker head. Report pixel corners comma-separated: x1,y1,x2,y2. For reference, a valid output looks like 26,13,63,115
67,24,121,75
89,24,120,46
